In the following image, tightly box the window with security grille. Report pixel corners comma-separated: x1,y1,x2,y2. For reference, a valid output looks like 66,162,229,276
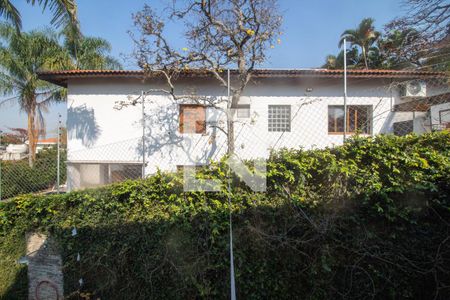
74,163,143,189
328,105,372,134
393,120,413,136
268,105,291,132
439,109,450,129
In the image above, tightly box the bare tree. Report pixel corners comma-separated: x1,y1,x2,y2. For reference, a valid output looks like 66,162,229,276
386,0,450,70
129,0,283,154
378,28,426,69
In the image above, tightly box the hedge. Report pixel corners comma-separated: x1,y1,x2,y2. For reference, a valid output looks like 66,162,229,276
0,147,67,199
0,132,449,299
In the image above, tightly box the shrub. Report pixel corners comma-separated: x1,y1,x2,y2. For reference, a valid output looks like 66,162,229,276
0,147,66,199
0,132,449,299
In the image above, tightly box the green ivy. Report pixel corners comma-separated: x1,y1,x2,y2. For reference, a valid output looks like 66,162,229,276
0,132,449,299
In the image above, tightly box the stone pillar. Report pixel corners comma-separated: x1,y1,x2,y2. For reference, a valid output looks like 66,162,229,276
25,233,64,300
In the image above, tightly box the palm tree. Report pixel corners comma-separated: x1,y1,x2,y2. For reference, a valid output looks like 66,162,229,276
0,23,71,166
0,0,78,32
63,28,121,69
0,23,121,165
339,18,380,69
322,47,360,69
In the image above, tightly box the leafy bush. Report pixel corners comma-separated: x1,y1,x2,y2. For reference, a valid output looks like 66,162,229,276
0,147,66,199
0,133,449,299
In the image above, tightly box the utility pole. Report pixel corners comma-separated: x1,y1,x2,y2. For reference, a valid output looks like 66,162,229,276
227,69,237,300
141,91,146,178
343,38,348,142
57,114,61,193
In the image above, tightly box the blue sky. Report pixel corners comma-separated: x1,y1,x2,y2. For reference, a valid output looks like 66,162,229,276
1,0,404,134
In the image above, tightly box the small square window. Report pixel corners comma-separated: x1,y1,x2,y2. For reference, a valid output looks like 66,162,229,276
237,104,251,118
268,105,291,132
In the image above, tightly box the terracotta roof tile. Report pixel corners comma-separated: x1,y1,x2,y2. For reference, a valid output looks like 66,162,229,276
37,138,58,144
37,69,448,87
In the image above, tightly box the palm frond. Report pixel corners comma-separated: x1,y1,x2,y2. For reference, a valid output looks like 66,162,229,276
339,30,358,48
322,54,337,69
104,56,122,70
80,36,112,53
0,71,20,95
0,29,34,81
0,94,19,107
0,0,21,31
37,86,66,105
0,27,70,111
0,21,16,39
67,36,122,70
27,0,78,27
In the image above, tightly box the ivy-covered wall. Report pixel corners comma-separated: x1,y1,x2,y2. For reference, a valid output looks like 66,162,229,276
1,132,449,299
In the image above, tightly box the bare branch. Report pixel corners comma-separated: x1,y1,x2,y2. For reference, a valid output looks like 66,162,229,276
128,0,283,154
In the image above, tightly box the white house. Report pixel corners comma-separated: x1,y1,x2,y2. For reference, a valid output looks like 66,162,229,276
0,144,28,161
38,69,449,190
25,137,59,153
0,137,59,161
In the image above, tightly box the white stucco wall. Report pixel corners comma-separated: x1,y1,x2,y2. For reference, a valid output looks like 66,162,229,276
66,75,448,189
431,102,450,129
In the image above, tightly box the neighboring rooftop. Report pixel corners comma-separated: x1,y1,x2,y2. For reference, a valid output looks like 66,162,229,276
37,138,58,144
37,69,448,88
24,138,58,145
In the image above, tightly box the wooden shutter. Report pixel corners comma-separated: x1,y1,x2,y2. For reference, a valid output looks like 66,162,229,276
179,105,206,134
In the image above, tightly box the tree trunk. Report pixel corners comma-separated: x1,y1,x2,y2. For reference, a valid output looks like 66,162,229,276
362,46,369,69
226,90,243,155
227,115,235,155
227,53,247,155
27,104,37,167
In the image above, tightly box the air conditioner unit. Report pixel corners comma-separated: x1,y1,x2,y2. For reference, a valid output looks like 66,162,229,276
401,80,427,97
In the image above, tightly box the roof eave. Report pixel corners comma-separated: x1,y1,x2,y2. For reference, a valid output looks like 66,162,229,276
37,69,448,88
38,74,68,88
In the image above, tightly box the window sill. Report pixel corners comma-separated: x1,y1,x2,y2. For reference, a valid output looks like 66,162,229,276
328,132,371,136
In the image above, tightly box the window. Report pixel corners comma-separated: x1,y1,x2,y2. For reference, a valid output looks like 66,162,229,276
439,109,450,128
328,105,372,134
393,120,413,136
179,104,206,134
73,163,142,189
268,105,291,132
109,164,143,183
236,104,251,118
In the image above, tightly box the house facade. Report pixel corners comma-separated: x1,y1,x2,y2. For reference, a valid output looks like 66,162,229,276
38,69,449,190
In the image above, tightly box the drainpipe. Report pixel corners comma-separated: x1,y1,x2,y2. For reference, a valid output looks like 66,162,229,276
343,38,348,142
57,115,61,193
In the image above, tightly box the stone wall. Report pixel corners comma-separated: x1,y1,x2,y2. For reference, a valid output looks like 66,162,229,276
25,233,63,300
